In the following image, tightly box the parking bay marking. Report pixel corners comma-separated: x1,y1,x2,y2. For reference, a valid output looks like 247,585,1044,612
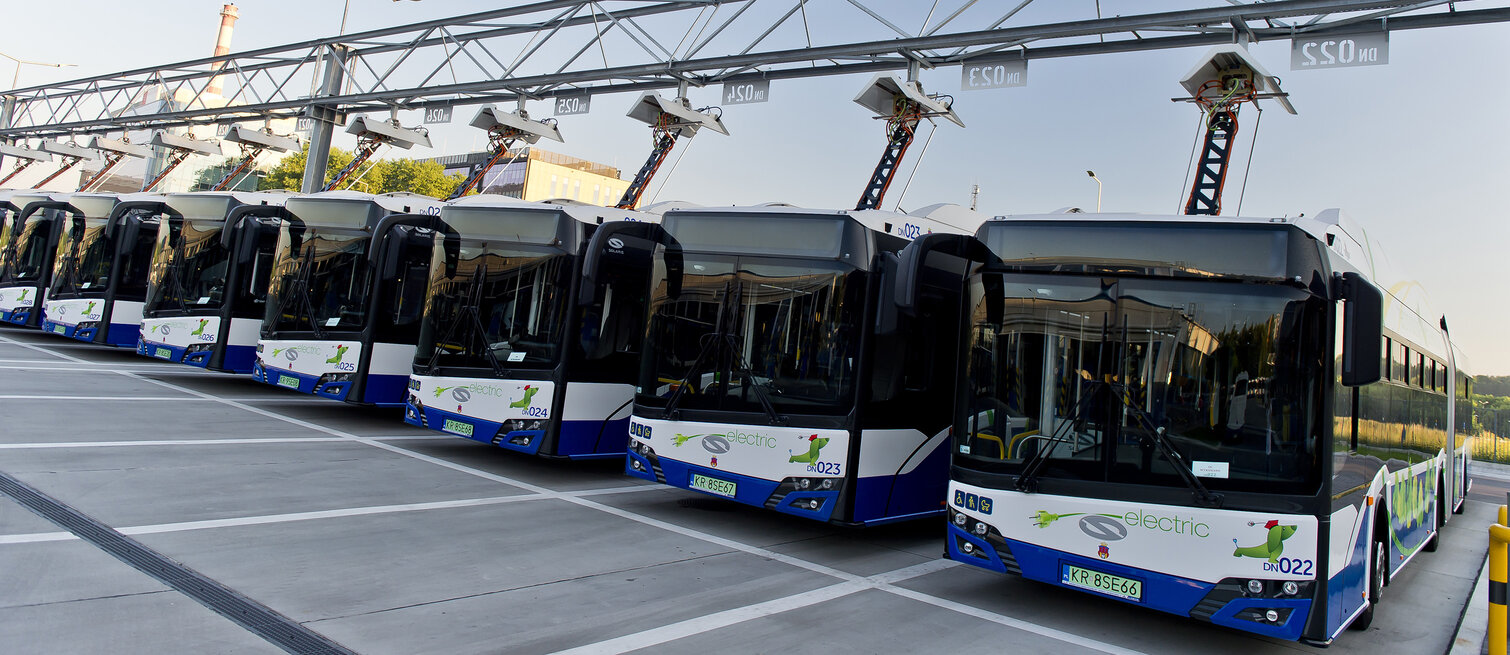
118,369,1149,655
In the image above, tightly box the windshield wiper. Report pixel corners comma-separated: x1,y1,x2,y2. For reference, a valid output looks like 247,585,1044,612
662,280,739,421
1015,383,1103,493
424,266,505,376
1113,382,1223,508
270,248,324,337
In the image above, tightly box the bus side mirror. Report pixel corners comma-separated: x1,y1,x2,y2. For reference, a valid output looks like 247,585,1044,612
895,234,994,315
442,229,459,278
1338,271,1382,387
982,271,1004,327
578,222,680,307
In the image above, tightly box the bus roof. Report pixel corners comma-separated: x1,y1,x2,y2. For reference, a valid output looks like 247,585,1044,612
663,202,984,241
447,194,660,227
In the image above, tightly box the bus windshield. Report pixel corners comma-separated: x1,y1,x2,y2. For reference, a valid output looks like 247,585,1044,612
263,226,371,334
955,273,1327,495
637,255,864,416
415,240,572,372
0,217,56,285
50,218,110,296
145,219,228,315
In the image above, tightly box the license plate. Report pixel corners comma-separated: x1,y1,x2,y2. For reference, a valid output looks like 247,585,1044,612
690,473,736,498
1062,564,1142,602
154,347,173,359
277,374,301,390
442,418,474,437
52,324,66,334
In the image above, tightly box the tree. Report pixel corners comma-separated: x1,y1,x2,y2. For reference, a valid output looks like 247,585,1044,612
378,158,465,198
258,143,462,196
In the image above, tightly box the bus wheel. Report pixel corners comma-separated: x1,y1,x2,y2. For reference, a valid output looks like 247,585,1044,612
1350,537,1386,631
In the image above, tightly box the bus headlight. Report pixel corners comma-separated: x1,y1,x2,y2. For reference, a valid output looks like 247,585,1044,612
1264,609,1280,622
1282,581,1299,596
1246,580,1264,595
973,522,988,536
953,512,968,527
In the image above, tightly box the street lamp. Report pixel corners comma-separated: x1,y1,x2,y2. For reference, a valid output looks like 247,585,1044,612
1086,170,1102,212
0,51,75,92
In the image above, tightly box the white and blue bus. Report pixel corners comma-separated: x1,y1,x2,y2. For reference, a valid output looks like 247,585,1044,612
618,204,991,525
42,193,163,346
137,191,292,372
252,191,446,406
946,210,1470,643
404,196,662,458
0,193,75,328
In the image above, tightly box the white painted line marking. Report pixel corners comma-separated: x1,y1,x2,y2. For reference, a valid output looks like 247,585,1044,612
0,395,336,403
0,531,76,544
0,334,89,363
0,485,668,546
0,438,350,450
553,582,866,655
551,560,968,655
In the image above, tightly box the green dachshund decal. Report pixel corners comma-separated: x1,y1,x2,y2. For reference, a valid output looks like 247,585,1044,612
191,319,209,335
84,301,97,315
326,344,348,364
1233,520,1297,563
16,289,29,302
509,385,538,408
788,435,829,464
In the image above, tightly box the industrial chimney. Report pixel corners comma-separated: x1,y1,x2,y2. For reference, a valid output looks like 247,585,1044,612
207,4,239,97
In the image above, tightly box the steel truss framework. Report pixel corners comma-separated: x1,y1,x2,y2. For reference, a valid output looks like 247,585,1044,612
1,0,1508,140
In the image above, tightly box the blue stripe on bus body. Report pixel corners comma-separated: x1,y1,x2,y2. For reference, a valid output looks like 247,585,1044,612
101,322,140,348
218,345,257,373
947,527,1310,641
360,373,408,407
556,416,629,459
851,439,951,524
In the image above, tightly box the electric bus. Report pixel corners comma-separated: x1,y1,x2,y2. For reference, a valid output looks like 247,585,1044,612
0,192,75,328
945,210,1469,644
404,196,662,458
252,191,446,406
137,191,291,372
617,203,990,525
42,193,163,345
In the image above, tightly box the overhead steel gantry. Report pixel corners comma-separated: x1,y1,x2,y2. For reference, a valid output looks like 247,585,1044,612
2,0,1507,189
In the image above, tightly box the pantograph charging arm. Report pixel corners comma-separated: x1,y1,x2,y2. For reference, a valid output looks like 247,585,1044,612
855,101,921,211
0,160,38,186
141,149,195,192
32,156,86,190
78,152,126,192
212,144,266,191
615,125,680,210
1183,79,1256,216
321,135,386,192
447,128,524,201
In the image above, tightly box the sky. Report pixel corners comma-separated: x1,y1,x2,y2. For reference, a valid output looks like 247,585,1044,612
4,1,1509,372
